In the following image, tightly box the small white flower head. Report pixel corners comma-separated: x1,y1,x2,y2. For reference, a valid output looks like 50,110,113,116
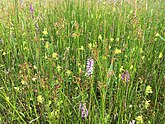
86,58,94,76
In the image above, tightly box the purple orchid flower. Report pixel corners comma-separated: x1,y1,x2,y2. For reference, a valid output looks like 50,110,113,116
79,103,88,119
121,70,130,82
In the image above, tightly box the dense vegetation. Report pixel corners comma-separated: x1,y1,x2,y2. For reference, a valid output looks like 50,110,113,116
0,0,164,123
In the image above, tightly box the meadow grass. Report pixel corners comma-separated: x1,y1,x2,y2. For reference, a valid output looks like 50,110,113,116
0,0,164,123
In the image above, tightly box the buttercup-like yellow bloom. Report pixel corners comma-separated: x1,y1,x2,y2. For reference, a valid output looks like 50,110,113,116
21,80,26,85
57,65,61,71
66,70,72,75
135,115,143,124
45,42,50,49
119,66,124,72
116,38,119,42
79,46,84,51
114,48,121,54
144,100,151,109
130,65,133,70
32,78,36,82
98,35,102,40
110,38,114,42
2,52,6,56
159,52,162,59
145,85,153,96
52,52,58,59
37,95,43,103
88,43,92,49
42,28,48,35
155,33,160,37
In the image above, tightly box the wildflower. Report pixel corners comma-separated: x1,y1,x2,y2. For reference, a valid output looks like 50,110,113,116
86,58,94,76
30,3,34,14
14,87,19,92
110,38,114,42
57,65,61,71
45,42,50,49
42,28,48,35
40,37,44,41
129,120,135,124
98,35,102,40
79,103,88,119
135,115,143,124
78,67,82,73
102,56,106,60
2,52,6,56
66,70,72,75
119,66,124,72
130,65,133,70
145,85,153,95
52,52,58,59
144,100,150,109
45,55,48,59
32,77,36,82
121,70,130,82
116,38,119,42
79,46,84,51
37,95,43,103
33,65,37,70
88,43,92,49
159,52,162,59
21,80,26,85
114,48,121,54
155,33,160,37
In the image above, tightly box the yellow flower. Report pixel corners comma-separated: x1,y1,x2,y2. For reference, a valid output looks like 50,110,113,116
144,100,151,109
110,38,114,42
130,10,133,14
142,56,145,60
155,33,160,37
14,87,19,92
33,65,37,70
116,38,119,42
119,66,124,72
37,95,43,103
159,52,162,59
88,43,92,49
102,56,106,60
135,115,143,124
2,52,6,56
66,70,72,75
52,52,58,59
114,48,121,54
40,37,44,41
45,55,48,59
21,80,26,85
79,46,84,51
145,85,153,95
98,35,102,40
32,77,36,82
45,42,50,49
78,67,82,73
57,65,61,71
130,65,133,70
42,28,48,35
